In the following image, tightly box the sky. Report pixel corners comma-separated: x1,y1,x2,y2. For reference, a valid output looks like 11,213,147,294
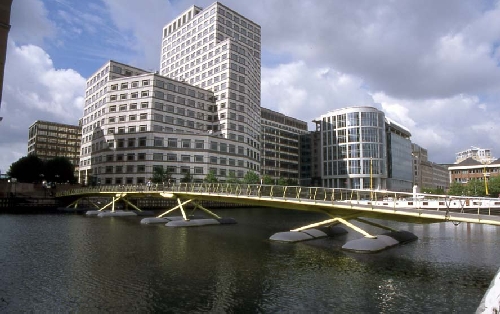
1,0,500,173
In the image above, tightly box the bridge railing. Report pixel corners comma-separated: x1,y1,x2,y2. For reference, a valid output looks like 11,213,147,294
57,183,498,205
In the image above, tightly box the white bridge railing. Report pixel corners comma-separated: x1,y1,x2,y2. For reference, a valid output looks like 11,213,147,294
57,183,500,213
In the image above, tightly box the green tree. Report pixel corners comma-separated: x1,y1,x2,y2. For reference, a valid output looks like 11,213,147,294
448,182,465,196
7,155,44,183
180,170,192,183
464,179,485,196
204,170,218,183
262,175,274,185
44,157,76,183
152,166,171,184
243,171,260,184
277,177,288,186
226,171,240,184
487,175,500,197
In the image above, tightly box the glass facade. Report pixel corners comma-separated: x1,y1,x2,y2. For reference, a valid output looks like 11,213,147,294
319,107,387,190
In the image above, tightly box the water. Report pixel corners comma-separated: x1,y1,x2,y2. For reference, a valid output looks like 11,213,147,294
0,207,498,313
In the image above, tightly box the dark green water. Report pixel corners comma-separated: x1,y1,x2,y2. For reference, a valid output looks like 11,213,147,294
0,207,498,313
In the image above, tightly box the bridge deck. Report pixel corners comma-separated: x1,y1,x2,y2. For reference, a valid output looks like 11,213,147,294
57,183,500,226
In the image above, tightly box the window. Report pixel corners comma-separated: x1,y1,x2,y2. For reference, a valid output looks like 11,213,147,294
168,138,177,147
194,167,203,174
167,153,177,161
194,155,203,162
195,140,204,149
139,125,147,132
153,153,163,161
127,153,135,161
154,137,163,147
182,139,191,148
181,155,190,162
140,113,147,120
139,137,147,146
210,156,217,164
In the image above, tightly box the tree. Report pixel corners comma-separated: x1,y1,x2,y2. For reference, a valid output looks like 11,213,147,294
152,166,171,184
204,170,218,183
262,175,274,185
226,171,240,184
465,179,485,196
243,171,260,184
277,177,288,186
448,182,465,196
180,170,192,183
488,175,500,197
44,157,76,183
7,155,44,183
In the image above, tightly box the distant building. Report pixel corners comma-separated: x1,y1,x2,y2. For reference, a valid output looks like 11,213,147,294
28,120,82,170
261,107,308,183
455,146,495,164
412,143,449,191
448,157,500,186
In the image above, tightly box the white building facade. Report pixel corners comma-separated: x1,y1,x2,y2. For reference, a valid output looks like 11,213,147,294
79,2,262,185
160,3,262,174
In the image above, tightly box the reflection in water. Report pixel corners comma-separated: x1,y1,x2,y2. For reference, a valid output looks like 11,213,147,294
0,208,498,313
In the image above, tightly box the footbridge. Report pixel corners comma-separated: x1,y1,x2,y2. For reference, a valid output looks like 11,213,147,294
57,183,500,252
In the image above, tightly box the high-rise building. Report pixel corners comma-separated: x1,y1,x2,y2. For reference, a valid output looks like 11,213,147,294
79,2,263,185
160,3,262,174
260,107,308,183
28,120,82,168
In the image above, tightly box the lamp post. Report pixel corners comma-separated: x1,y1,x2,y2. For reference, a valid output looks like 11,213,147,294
484,167,490,196
370,157,373,200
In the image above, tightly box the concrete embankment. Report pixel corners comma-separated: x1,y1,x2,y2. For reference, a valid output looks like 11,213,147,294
477,267,500,313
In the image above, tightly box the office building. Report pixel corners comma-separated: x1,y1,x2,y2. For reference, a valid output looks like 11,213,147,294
80,60,260,185
315,106,414,192
260,107,308,183
385,117,413,192
79,2,263,185
299,130,321,186
160,2,262,174
315,106,387,190
28,120,82,168
412,143,449,191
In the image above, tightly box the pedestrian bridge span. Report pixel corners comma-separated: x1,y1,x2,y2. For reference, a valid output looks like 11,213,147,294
57,183,500,227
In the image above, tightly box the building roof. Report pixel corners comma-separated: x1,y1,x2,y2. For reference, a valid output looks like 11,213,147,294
456,157,482,166
490,158,500,165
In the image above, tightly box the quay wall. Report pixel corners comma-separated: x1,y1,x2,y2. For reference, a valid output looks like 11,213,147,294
477,267,500,313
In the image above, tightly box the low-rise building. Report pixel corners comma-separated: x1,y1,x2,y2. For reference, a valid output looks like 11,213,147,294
28,120,82,169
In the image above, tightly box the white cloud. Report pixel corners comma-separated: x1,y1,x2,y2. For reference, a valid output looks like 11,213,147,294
262,61,377,128
10,0,55,45
0,41,85,172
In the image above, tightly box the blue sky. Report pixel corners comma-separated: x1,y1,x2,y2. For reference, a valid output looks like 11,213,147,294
1,0,500,173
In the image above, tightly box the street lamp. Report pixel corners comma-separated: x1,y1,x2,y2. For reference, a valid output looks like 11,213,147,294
484,167,490,196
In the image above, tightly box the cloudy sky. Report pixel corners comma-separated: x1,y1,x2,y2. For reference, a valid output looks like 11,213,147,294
1,0,500,173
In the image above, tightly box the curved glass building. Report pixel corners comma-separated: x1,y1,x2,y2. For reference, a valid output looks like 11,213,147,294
315,106,413,191
316,106,386,189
